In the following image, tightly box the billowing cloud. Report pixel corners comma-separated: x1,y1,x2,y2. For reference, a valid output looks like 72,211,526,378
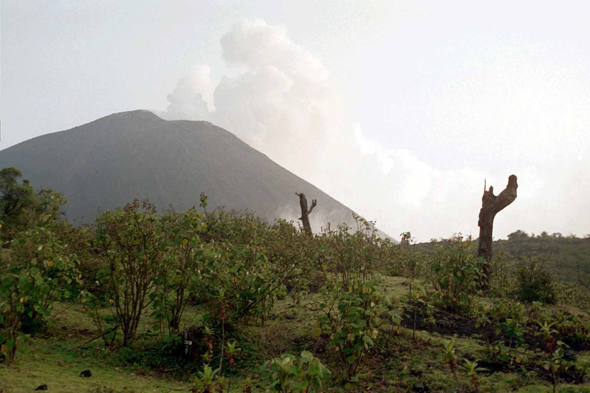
220,19,329,82
161,19,587,241
165,65,215,121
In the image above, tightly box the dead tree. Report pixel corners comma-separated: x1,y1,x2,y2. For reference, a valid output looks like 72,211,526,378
295,193,317,234
477,174,518,290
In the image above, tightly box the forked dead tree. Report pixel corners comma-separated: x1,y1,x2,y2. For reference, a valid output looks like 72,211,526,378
477,174,518,290
295,192,317,234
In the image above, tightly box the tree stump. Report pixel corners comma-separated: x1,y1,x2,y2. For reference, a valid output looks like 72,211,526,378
477,175,518,290
183,326,205,362
295,193,317,234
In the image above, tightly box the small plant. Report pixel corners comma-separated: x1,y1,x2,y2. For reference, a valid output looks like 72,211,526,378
404,280,434,342
443,339,459,388
225,340,241,392
262,351,331,392
202,326,215,365
544,346,571,393
475,314,493,357
191,365,225,393
537,321,558,352
242,377,254,393
499,318,525,350
536,319,571,393
462,358,484,392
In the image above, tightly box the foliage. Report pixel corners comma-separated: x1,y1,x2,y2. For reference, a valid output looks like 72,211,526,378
5,166,590,392
318,276,393,380
462,358,484,392
94,200,167,345
262,351,331,393
0,171,76,362
0,167,36,241
496,230,590,285
442,339,459,388
516,255,556,304
191,365,225,393
403,280,434,341
316,216,396,287
537,321,572,393
428,235,482,316
0,225,78,362
151,208,207,336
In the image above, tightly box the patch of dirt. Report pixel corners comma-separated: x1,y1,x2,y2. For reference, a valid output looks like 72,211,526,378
400,308,481,338
476,360,512,375
401,308,590,354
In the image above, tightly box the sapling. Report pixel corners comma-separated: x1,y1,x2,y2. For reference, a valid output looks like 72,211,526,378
462,359,483,392
404,280,430,342
225,340,241,393
203,326,214,365
475,315,492,358
537,321,558,352
537,321,569,393
443,340,459,388
191,365,224,393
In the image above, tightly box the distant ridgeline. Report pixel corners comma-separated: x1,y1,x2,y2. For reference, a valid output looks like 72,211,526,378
0,110,378,235
417,231,590,284
494,231,590,283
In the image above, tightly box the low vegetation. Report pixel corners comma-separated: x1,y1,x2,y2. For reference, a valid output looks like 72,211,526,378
1,167,590,392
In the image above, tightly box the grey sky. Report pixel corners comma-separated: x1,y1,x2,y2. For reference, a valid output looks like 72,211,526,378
2,0,589,241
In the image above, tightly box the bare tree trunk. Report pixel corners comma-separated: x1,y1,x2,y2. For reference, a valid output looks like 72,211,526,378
477,175,518,290
295,193,317,234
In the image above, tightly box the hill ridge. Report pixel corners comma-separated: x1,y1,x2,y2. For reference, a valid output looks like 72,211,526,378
0,110,366,233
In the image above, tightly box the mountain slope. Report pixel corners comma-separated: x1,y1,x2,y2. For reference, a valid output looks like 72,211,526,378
0,110,365,231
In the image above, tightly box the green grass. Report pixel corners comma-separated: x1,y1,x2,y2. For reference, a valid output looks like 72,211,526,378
0,338,190,393
2,274,590,392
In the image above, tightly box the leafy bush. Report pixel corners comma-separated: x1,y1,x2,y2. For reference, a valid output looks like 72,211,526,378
403,280,434,340
94,200,167,345
516,255,556,304
0,226,78,361
191,364,225,393
428,236,482,316
318,277,393,380
151,209,208,336
316,216,392,286
262,351,331,392
0,167,37,241
116,334,187,370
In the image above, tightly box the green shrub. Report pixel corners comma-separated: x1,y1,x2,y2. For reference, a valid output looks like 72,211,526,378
318,276,394,380
262,351,331,392
428,236,482,316
516,255,556,304
191,365,225,393
151,209,208,336
94,200,167,346
0,226,78,362
116,335,187,371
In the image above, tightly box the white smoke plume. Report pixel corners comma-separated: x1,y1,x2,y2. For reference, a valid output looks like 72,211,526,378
166,65,216,120
162,19,588,241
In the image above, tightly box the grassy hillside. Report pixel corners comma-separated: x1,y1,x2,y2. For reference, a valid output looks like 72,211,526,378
419,231,590,285
2,171,590,392
494,232,590,284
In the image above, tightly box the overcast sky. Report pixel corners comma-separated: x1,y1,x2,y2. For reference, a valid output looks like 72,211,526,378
2,0,589,241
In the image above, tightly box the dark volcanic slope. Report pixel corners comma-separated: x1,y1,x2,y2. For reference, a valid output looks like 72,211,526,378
0,110,360,228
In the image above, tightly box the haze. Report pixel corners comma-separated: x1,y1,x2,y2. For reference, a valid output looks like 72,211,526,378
2,0,589,241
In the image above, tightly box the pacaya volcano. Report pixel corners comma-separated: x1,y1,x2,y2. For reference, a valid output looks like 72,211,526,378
0,110,369,232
